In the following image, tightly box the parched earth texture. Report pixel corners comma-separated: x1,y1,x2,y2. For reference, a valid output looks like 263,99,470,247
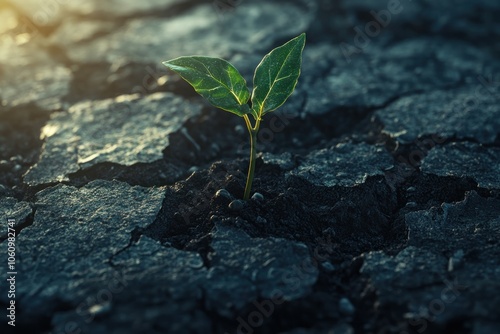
0,0,499,333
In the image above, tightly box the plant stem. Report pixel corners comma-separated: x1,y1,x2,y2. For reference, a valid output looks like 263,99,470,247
243,115,259,200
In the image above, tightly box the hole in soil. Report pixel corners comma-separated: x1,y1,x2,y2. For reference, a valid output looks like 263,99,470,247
145,159,403,264
163,108,244,166
396,174,479,211
0,104,55,199
310,106,375,139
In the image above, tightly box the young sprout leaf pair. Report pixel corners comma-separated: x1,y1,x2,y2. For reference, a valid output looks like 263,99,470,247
163,33,306,200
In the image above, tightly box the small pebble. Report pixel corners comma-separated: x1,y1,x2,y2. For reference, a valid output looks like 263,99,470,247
321,261,335,272
88,303,112,317
211,143,220,153
187,257,204,269
407,186,416,192
255,216,267,224
234,124,245,135
406,201,417,208
188,166,198,174
215,189,232,200
292,138,302,146
339,297,355,316
13,164,22,172
448,249,465,272
229,200,244,211
251,192,264,201
0,160,8,167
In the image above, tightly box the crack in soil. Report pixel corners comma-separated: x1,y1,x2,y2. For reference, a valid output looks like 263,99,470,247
107,226,145,267
67,160,186,188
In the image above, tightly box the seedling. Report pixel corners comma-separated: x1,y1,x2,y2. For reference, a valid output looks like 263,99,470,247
163,33,306,200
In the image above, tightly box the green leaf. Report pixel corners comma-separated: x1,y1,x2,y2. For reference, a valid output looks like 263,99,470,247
251,33,306,119
162,56,250,117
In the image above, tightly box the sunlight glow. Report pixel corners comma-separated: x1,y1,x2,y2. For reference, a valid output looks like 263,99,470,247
0,8,17,34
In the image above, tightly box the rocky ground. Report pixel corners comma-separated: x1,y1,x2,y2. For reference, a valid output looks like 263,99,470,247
0,0,499,333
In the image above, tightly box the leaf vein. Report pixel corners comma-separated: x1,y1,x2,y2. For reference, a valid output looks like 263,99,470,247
258,43,300,115
191,58,242,104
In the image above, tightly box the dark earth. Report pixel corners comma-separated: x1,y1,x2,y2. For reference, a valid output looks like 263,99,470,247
1,0,499,333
